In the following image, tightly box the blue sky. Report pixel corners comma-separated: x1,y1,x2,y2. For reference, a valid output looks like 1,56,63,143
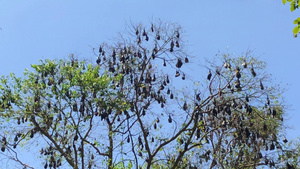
0,0,299,166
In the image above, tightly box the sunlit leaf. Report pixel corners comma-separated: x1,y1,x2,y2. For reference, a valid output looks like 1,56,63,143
293,25,299,34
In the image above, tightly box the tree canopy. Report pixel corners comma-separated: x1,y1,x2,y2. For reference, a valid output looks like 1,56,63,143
0,21,298,169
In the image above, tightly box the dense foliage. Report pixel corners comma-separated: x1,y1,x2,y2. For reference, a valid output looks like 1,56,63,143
0,21,298,169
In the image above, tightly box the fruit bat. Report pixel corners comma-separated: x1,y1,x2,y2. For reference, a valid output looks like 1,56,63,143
138,136,142,146
101,112,108,121
163,59,166,66
151,52,155,59
152,74,156,81
99,46,102,53
245,127,250,137
224,61,231,69
251,67,256,77
73,103,78,112
176,58,183,68
224,62,228,68
183,102,188,111
236,71,241,79
30,130,34,138
185,57,189,63
156,34,160,40
272,109,276,117
196,129,200,140
125,136,129,143
148,63,152,69
245,95,249,102
286,162,295,169
235,79,241,89
142,110,146,116
175,70,180,77
170,93,174,99
176,31,180,38
196,93,201,101
270,143,275,150
14,135,18,142
242,60,247,68
247,106,252,114
170,41,174,51
260,80,264,90
166,75,170,83
212,109,217,116
168,115,172,123
175,40,179,48
207,71,212,80
138,51,142,58
74,134,78,141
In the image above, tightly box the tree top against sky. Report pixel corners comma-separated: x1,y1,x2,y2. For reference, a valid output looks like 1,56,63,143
0,0,299,150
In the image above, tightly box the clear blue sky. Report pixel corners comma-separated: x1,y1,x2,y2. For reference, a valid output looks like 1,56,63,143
0,0,299,167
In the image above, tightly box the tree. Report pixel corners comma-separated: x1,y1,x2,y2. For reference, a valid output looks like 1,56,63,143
0,20,298,169
282,0,300,37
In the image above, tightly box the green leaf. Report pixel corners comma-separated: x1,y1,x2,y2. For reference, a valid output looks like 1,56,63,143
293,25,299,34
282,0,287,4
293,17,300,24
290,2,296,11
291,5,295,12
128,160,132,169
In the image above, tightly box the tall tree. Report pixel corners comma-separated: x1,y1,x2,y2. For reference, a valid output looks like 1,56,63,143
0,21,297,169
